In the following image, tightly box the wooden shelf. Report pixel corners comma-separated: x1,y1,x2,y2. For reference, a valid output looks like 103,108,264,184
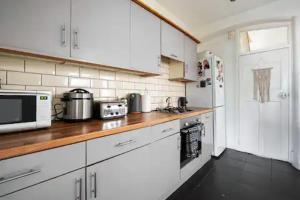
132,0,200,44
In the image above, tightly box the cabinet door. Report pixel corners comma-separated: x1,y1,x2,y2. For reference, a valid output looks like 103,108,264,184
202,112,214,164
148,133,181,200
184,36,198,81
1,169,85,200
161,21,184,62
71,0,130,69
0,0,70,58
87,145,152,200
131,2,161,74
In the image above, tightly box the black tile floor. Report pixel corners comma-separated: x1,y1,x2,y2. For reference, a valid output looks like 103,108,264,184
169,149,300,200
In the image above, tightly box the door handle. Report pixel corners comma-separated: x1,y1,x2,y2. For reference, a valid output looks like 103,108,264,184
90,172,97,198
279,91,288,99
0,169,41,184
73,29,79,49
75,178,82,200
61,24,67,47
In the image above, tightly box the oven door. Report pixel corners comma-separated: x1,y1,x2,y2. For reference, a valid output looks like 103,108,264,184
180,123,203,168
0,94,37,132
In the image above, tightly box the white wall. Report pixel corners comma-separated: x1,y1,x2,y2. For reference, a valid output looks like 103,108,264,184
197,0,300,169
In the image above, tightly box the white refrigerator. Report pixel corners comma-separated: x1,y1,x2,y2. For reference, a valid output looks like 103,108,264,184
186,51,226,157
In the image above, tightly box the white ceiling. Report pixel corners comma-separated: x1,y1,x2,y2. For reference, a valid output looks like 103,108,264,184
156,0,279,28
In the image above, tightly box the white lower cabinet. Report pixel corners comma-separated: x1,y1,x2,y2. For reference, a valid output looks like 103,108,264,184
201,112,214,164
86,145,152,200
148,133,181,200
1,169,85,200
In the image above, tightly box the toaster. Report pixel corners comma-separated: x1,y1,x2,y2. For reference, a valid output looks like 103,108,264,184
94,101,127,119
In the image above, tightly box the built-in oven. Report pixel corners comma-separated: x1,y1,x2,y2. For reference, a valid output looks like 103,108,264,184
180,117,204,168
0,90,52,133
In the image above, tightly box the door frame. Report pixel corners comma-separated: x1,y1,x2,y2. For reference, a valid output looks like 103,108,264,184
234,21,294,161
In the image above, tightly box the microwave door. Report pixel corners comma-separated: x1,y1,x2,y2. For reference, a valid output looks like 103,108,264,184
0,95,37,132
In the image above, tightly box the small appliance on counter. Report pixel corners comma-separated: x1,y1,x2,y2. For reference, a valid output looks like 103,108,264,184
61,89,93,121
0,90,52,133
94,101,127,119
141,93,151,113
127,93,142,113
178,97,189,112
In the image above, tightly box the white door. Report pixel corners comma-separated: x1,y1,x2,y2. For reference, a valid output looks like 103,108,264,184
213,56,225,107
148,134,180,200
1,169,85,200
202,112,214,163
184,36,198,81
238,48,289,161
161,21,184,62
213,106,226,157
0,0,70,58
86,145,152,200
131,2,161,74
71,0,131,69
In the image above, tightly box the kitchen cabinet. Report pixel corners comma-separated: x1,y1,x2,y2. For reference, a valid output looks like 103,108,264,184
184,36,198,81
0,142,85,197
1,169,85,200
148,133,181,200
131,2,161,74
161,21,184,62
86,145,152,200
71,0,131,69
0,0,70,58
202,112,214,164
169,36,198,82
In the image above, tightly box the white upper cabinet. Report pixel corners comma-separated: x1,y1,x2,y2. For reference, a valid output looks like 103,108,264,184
0,0,70,58
130,2,161,74
71,0,131,69
184,36,198,81
161,21,184,62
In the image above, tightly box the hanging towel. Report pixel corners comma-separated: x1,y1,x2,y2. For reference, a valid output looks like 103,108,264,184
253,68,272,103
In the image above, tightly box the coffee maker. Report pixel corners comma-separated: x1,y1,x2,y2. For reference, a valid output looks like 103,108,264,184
178,97,188,112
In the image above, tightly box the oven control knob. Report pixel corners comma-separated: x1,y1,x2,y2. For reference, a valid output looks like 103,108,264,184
196,118,201,122
184,122,189,127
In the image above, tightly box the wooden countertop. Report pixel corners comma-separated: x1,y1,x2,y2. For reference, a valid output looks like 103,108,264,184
0,108,212,160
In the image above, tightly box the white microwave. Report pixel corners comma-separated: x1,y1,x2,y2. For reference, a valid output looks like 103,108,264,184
0,90,52,133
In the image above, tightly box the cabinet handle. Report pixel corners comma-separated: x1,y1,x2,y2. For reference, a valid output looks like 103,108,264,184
170,54,178,58
115,139,136,147
158,56,161,67
75,178,82,200
202,125,206,137
73,29,79,49
90,172,97,198
0,169,41,184
61,24,67,46
162,128,173,133
177,136,181,150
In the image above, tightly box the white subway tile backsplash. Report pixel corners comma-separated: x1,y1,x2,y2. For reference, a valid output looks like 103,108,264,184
56,64,79,77
42,75,68,87
0,55,185,106
0,56,24,72
1,84,25,90
26,86,55,95
99,89,116,97
7,72,41,86
80,67,99,79
100,70,115,80
91,79,108,88
55,87,74,98
25,60,55,75
69,77,90,88
0,71,6,85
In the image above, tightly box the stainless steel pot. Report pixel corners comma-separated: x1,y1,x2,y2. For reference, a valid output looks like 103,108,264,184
61,89,93,121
